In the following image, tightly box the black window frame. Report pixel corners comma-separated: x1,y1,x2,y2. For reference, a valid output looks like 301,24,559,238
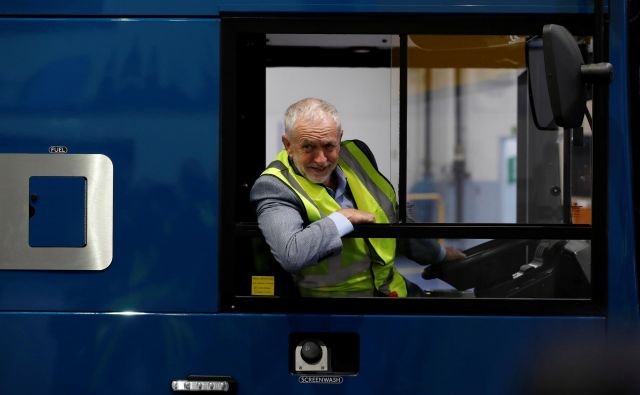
219,13,606,316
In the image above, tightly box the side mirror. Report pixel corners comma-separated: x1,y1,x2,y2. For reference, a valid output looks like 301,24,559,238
526,37,557,130
528,24,613,129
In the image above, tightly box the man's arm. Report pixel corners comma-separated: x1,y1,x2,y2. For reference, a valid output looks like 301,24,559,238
401,202,467,264
250,175,344,272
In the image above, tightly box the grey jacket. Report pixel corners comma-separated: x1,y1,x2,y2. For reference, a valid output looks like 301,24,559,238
250,174,343,272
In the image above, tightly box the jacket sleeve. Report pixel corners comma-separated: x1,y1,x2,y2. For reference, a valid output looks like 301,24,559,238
249,175,344,273
398,235,446,265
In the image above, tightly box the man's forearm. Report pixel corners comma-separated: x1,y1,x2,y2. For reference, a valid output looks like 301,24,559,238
256,199,344,272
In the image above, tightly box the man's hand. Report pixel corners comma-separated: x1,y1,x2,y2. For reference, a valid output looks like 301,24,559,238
443,246,467,261
337,208,376,225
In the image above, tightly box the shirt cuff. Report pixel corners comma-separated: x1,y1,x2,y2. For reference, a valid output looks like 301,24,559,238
436,245,446,263
328,211,354,237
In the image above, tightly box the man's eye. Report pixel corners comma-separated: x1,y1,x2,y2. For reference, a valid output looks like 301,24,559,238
324,144,336,151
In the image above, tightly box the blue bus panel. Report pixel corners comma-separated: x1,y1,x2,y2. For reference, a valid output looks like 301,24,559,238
0,0,596,16
0,1,637,395
0,19,220,312
0,312,605,394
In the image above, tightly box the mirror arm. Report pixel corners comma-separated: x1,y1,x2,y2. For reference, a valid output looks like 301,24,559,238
581,63,614,84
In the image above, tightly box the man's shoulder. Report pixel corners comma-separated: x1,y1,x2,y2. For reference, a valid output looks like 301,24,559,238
250,174,300,204
343,139,378,170
250,173,308,220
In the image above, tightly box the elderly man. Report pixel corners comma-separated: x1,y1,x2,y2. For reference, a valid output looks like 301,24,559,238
250,97,464,297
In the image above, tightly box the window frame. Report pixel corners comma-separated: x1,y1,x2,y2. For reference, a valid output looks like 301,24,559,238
219,13,606,315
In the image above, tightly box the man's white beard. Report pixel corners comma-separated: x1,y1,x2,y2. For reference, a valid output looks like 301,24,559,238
295,158,333,185
302,167,332,184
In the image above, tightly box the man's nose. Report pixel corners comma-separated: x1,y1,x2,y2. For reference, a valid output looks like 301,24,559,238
313,149,327,163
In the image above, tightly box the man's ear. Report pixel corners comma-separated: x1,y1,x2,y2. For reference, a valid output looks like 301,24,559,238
282,134,292,155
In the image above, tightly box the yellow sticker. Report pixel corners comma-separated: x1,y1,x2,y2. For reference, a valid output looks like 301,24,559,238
251,276,275,296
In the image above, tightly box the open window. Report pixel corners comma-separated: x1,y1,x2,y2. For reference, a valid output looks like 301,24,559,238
220,15,604,314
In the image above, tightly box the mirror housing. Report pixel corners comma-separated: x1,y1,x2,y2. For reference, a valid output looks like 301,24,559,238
528,24,613,129
526,37,557,130
542,24,587,128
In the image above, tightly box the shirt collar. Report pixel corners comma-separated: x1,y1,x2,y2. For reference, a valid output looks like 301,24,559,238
328,165,347,199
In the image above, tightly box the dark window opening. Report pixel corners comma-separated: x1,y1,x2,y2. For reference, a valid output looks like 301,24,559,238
220,15,604,315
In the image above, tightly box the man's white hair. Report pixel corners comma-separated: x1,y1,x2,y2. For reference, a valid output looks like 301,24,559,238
284,98,342,138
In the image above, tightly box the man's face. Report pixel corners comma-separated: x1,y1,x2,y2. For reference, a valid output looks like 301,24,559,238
283,117,341,186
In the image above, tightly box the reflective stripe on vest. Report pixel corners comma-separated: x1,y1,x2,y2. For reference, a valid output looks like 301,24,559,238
339,143,397,223
261,141,407,297
265,160,324,221
339,142,405,296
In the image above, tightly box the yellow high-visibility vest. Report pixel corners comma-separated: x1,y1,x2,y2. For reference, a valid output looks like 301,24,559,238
262,140,407,297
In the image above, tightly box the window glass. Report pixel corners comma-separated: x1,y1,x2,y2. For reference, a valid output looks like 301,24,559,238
397,237,591,298
235,236,591,299
405,35,593,226
229,27,596,307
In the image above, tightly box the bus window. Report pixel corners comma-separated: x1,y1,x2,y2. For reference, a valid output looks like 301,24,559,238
221,17,600,313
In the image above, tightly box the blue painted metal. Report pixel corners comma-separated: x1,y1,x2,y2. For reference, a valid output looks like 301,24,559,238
216,0,596,14
0,2,636,395
0,2,221,16
0,0,595,16
0,312,605,395
0,19,220,312
607,0,639,334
